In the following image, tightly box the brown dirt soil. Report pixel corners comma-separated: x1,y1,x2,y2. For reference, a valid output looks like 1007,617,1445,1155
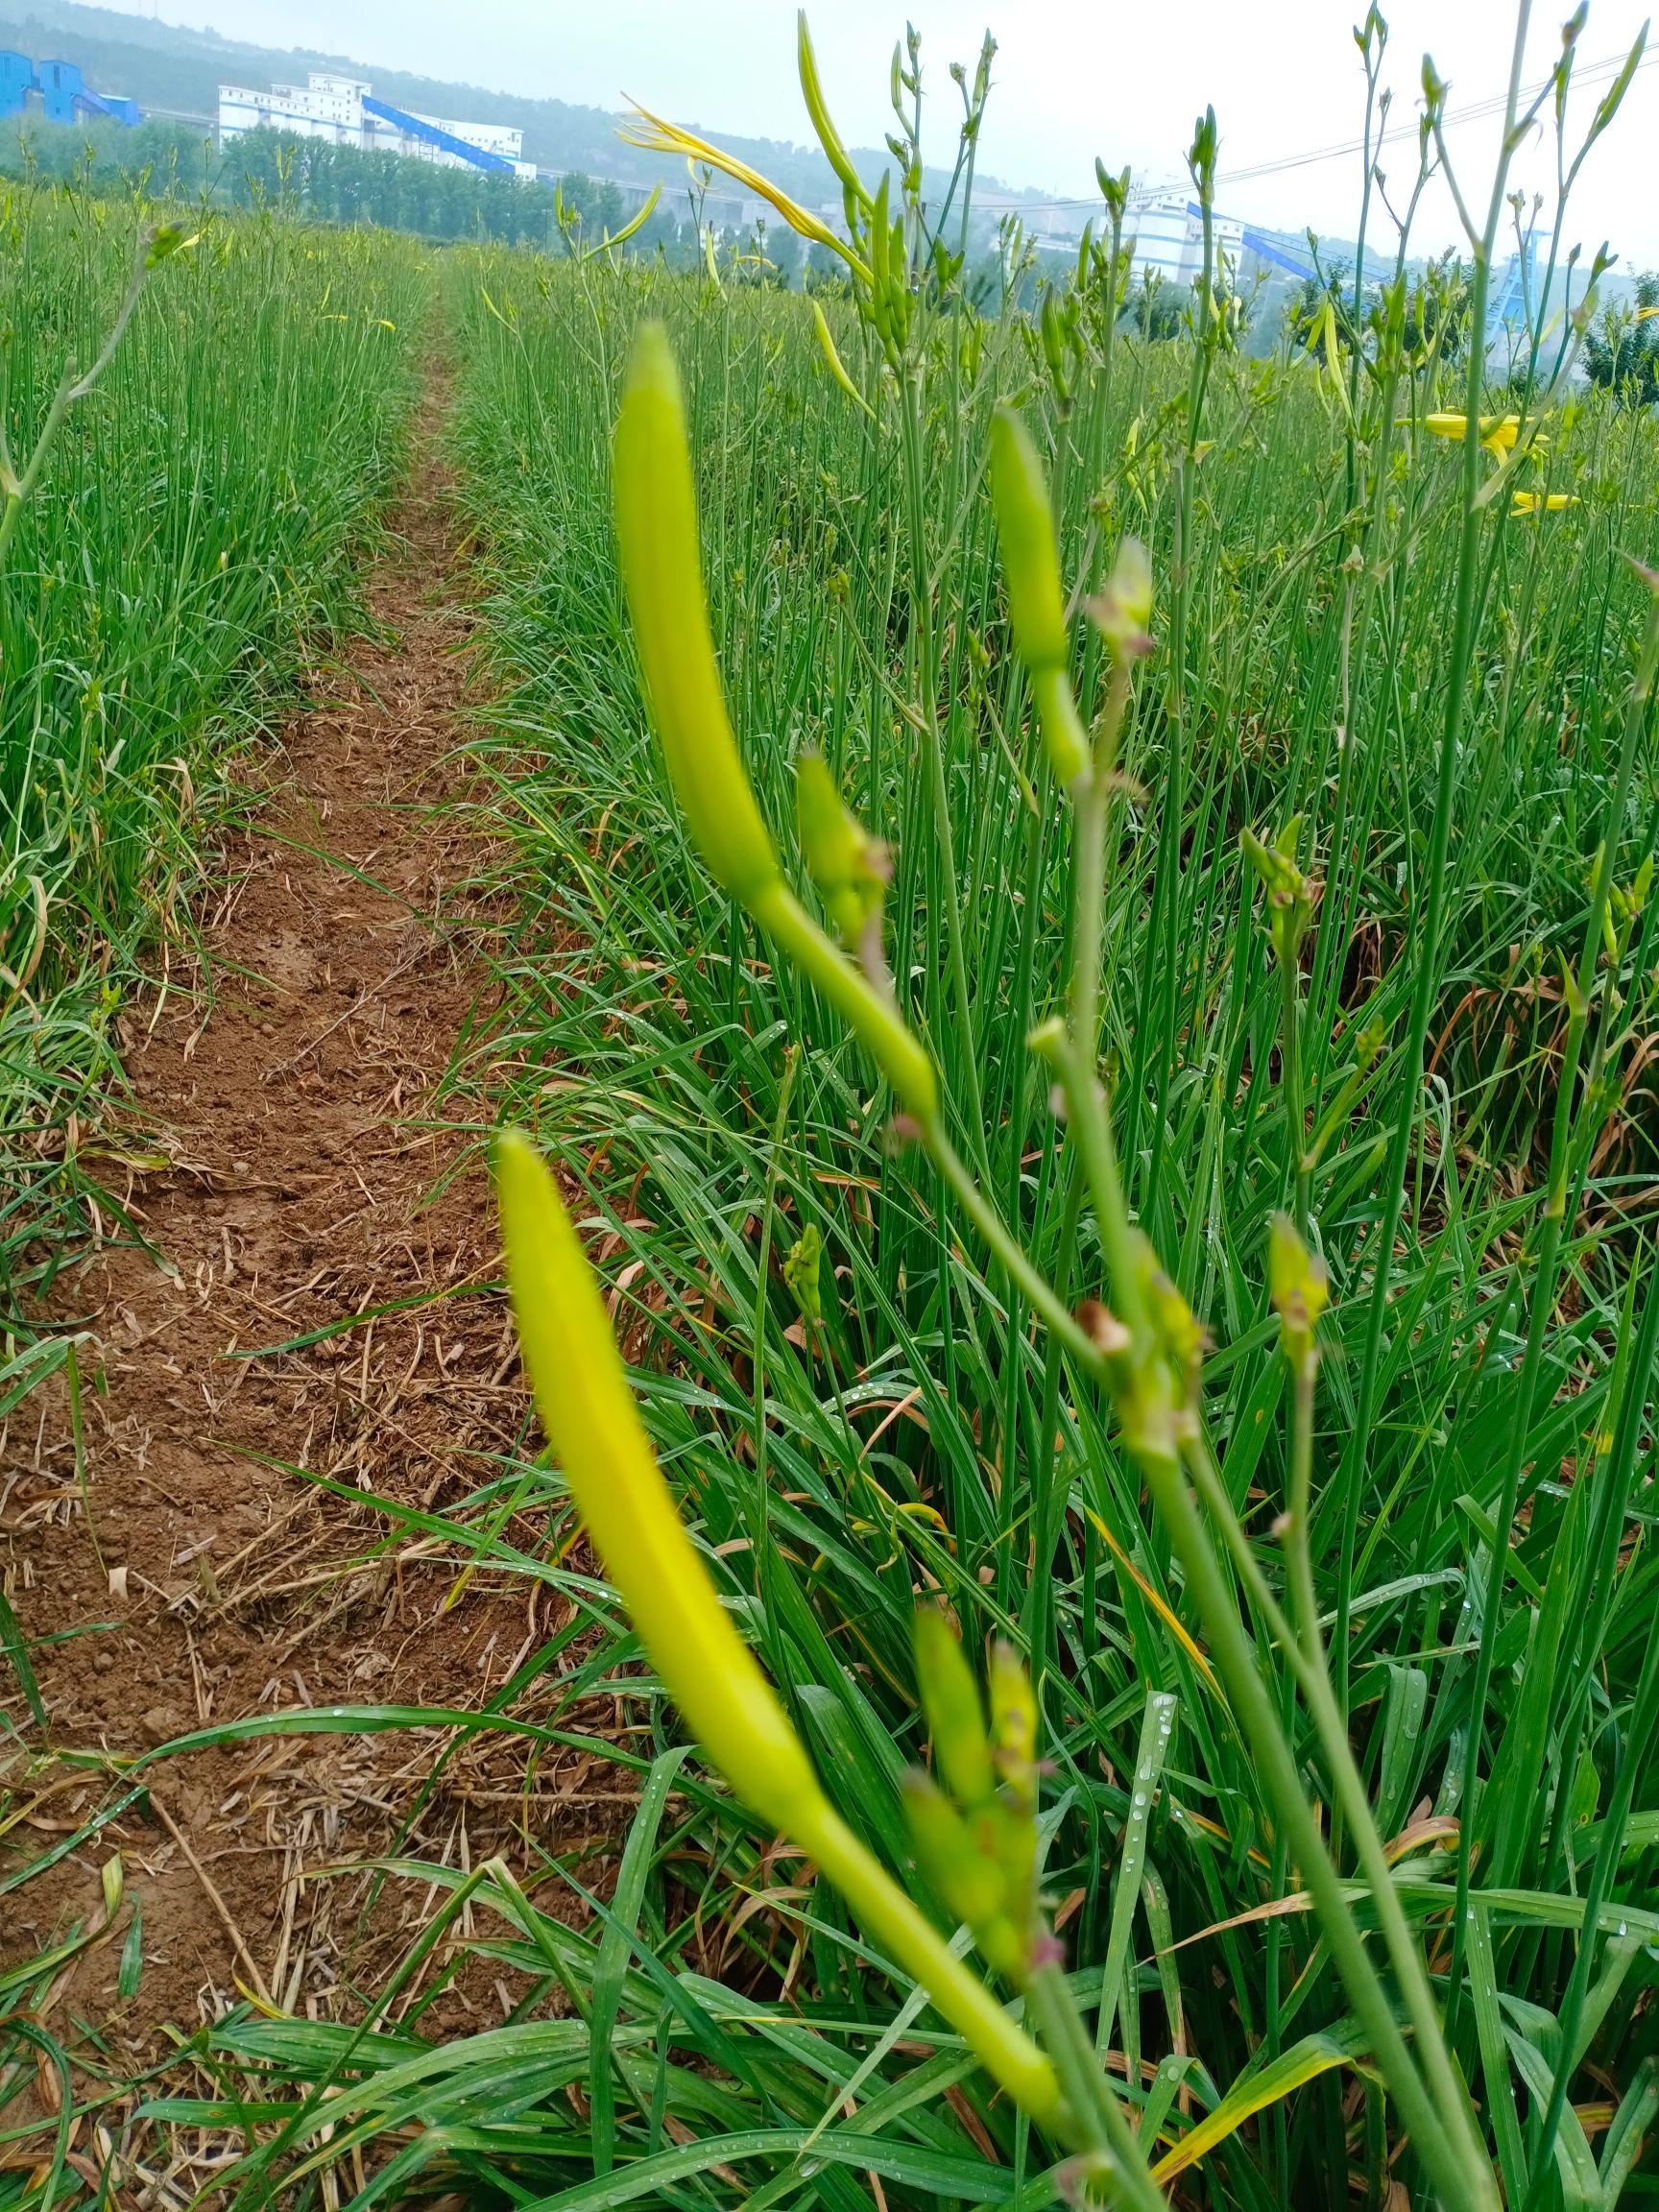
0,387,626,2127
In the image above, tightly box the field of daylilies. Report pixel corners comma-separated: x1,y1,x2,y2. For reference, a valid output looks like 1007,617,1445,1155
6,5,1659,2208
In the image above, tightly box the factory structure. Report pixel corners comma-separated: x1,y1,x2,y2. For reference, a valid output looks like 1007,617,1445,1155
1121,188,1247,287
217,74,536,179
1106,187,1540,347
0,51,138,126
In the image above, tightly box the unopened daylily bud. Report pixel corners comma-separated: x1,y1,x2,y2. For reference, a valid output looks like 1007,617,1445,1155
613,325,936,1125
914,1605,997,1808
903,1772,1004,1924
989,403,1068,670
989,404,1090,786
987,1641,1038,1815
782,1223,823,1325
496,1131,1061,2131
796,751,889,945
904,1620,1038,1985
902,1774,1030,1981
1087,536,1153,661
797,12,873,217
497,1129,819,1830
811,301,875,421
1241,818,1315,969
1142,1244,1207,1409
1268,1212,1328,1381
1039,290,1071,407
1094,157,1129,220
613,325,782,906
1187,104,1217,198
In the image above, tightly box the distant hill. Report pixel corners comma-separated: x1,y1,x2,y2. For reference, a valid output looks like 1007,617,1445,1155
0,0,1036,214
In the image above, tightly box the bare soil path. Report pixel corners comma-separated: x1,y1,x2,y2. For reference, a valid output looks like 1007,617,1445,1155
1,379,572,2070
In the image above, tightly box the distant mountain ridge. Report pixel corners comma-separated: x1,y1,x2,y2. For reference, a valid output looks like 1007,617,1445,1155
0,0,1031,212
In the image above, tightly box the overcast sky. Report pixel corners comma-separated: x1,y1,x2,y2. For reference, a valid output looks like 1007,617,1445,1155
138,0,1659,268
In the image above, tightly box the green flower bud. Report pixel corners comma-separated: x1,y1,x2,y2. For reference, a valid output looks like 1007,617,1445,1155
1087,536,1153,661
1241,817,1316,968
987,1641,1038,1816
990,404,1090,787
903,1776,1031,1982
914,1605,996,1809
989,403,1068,671
1268,1212,1329,1382
796,752,888,945
782,1222,823,1325
903,1772,1003,1923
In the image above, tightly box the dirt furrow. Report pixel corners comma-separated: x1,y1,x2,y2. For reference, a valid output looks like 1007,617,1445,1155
2,381,569,2051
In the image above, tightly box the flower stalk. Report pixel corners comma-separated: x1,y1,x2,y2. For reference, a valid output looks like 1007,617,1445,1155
495,1131,1066,2135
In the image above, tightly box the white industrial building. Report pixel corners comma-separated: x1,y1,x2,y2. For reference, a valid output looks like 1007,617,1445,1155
217,73,536,178
1127,189,1244,286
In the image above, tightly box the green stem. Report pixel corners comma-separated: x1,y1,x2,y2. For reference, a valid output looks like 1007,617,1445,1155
899,370,988,1168
1024,1959,1163,2212
1281,948,1310,1241
1144,1434,1492,2211
749,1046,801,1615
1284,1361,1318,1666
796,1797,1066,2136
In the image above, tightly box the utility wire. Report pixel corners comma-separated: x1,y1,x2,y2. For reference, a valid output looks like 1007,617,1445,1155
966,41,1655,214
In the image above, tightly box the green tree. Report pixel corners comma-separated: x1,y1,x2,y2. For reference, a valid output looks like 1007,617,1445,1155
1122,267,1186,342
1583,270,1659,408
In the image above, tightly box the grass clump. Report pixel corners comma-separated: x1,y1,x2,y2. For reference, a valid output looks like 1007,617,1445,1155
0,189,425,1355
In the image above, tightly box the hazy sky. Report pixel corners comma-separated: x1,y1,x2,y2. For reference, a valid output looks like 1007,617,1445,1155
133,0,1659,268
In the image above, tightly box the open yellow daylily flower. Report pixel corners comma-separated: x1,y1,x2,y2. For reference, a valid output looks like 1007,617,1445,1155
619,102,871,284
1419,411,1547,459
1511,491,1577,517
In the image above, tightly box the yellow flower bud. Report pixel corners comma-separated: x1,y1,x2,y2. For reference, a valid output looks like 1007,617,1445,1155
613,324,783,906
797,11,873,217
496,1128,816,1831
612,328,936,1126
494,1130,1063,2134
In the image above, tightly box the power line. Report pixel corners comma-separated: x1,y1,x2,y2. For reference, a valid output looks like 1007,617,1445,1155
967,40,1654,216
1221,40,1654,183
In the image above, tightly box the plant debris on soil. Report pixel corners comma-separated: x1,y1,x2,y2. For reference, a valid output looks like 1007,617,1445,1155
0,385,627,2088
